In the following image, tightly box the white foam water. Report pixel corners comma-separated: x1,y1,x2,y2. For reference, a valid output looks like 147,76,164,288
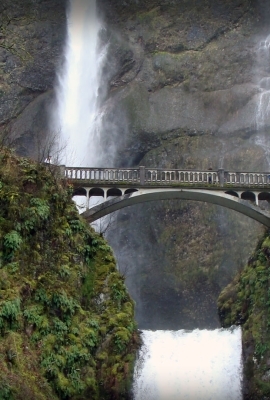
132,327,243,400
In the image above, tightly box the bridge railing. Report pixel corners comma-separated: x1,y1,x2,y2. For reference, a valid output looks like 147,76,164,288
65,167,141,183
65,167,270,186
226,172,269,185
144,169,219,184
65,167,219,185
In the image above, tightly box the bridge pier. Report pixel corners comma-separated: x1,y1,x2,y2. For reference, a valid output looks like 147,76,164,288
256,193,259,206
85,188,90,209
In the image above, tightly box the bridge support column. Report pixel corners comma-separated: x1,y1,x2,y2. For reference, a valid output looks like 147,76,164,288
140,166,145,185
255,193,259,206
218,169,224,186
85,188,90,210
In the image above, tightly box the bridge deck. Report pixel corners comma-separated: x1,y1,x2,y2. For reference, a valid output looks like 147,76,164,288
65,166,270,190
61,166,270,226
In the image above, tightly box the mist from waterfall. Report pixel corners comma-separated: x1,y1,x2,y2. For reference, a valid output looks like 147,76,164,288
51,0,107,167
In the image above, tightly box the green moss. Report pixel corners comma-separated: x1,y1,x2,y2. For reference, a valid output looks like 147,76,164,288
218,229,270,398
262,237,270,249
0,147,140,399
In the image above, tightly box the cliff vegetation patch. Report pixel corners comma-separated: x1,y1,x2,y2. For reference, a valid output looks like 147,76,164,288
0,147,139,399
218,229,270,399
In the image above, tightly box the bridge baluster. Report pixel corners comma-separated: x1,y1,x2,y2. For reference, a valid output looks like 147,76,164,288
240,173,244,184
111,169,115,181
180,171,185,182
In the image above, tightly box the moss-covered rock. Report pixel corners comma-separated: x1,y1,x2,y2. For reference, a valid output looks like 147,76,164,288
218,229,270,399
0,147,139,399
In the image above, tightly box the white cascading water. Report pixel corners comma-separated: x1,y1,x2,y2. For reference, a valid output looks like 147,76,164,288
132,328,243,400
256,35,270,130
54,2,244,398
51,0,106,167
254,34,270,168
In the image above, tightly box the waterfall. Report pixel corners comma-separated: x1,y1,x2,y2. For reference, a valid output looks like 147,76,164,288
251,34,270,169
132,327,243,400
256,35,270,131
51,0,107,167
52,3,244,398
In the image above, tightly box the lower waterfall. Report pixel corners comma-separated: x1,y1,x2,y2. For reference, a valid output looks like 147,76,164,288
132,327,242,400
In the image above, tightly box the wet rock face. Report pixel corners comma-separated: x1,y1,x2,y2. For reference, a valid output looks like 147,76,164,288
0,0,269,331
100,0,270,166
100,0,270,329
0,0,66,154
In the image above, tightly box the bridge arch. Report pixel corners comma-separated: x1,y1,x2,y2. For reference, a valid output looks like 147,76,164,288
225,190,239,198
258,192,270,201
107,188,122,197
125,188,138,195
72,187,87,197
89,188,104,198
241,191,256,203
81,188,270,227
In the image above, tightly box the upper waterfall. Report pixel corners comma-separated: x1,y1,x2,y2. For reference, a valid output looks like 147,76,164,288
51,0,107,167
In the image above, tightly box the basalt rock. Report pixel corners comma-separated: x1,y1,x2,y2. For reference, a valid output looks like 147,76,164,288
0,0,66,153
98,0,269,333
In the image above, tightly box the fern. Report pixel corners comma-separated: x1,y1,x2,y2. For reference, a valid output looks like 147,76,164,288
3,231,22,261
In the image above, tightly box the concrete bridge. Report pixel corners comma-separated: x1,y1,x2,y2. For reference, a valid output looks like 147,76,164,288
65,166,270,227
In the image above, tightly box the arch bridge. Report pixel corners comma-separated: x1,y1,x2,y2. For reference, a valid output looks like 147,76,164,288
64,166,270,227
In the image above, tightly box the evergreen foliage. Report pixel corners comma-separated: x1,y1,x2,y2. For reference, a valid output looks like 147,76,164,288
218,229,270,398
0,147,139,399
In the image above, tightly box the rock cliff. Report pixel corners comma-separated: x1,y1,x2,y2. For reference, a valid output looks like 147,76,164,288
1,0,270,366
100,0,269,330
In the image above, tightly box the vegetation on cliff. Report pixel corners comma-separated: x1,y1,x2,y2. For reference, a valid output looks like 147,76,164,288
218,229,270,399
0,147,139,399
